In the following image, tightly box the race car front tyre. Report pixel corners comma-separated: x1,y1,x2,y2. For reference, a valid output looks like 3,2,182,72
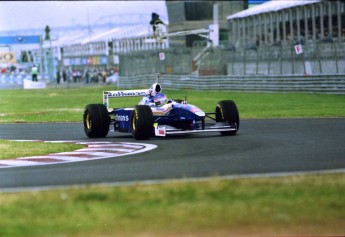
83,104,110,138
216,100,240,136
131,105,153,140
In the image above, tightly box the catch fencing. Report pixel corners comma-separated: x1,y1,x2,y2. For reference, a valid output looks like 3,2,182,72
1,73,344,94
2,39,345,94
227,41,345,75
118,41,345,77
117,74,345,94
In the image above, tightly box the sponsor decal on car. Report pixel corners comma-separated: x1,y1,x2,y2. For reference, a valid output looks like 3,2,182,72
115,114,129,122
107,90,147,97
154,123,166,137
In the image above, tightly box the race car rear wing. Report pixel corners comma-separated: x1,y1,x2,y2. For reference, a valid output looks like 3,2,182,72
103,90,147,109
103,78,162,109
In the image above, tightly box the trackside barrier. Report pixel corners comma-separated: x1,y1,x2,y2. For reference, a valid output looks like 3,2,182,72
117,74,345,94
0,74,50,90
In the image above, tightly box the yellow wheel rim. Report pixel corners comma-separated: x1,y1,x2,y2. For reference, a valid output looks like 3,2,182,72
86,113,91,130
132,112,136,131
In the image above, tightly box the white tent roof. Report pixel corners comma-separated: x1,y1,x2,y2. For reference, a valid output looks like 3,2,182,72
227,0,321,20
81,24,152,44
40,24,154,48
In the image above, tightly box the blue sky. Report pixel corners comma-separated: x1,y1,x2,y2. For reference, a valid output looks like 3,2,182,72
0,1,168,32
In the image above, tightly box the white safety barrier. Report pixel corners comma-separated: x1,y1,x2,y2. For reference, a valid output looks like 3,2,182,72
23,79,46,89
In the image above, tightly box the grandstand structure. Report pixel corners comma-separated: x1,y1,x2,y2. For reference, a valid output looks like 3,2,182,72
227,0,345,47
224,0,345,76
115,0,345,76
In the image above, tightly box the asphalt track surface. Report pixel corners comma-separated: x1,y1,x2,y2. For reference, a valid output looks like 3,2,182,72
0,118,344,190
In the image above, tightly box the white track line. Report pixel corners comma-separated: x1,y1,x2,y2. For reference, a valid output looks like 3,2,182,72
0,140,157,169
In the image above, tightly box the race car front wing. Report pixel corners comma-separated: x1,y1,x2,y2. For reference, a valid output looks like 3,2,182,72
154,122,238,137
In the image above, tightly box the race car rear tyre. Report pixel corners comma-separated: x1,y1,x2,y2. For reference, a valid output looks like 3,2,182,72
131,105,153,140
216,100,239,136
83,104,110,138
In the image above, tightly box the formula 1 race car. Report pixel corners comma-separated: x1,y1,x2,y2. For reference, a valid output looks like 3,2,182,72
83,75,239,140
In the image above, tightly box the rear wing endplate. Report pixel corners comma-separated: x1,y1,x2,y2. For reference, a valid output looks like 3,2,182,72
103,90,147,109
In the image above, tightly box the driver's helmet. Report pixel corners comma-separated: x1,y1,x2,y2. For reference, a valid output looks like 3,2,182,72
153,93,167,107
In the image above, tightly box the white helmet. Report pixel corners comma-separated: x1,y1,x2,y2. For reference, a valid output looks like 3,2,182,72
148,83,162,96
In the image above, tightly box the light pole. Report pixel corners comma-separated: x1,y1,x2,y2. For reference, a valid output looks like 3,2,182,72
44,25,54,83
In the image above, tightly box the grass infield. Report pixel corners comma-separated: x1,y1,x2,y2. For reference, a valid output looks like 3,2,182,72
0,140,85,160
0,86,344,123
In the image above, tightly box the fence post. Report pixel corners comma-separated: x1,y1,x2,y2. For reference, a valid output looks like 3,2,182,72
255,48,259,74
316,43,322,74
279,45,283,75
244,48,247,75
268,46,271,74
291,45,295,74
334,43,339,73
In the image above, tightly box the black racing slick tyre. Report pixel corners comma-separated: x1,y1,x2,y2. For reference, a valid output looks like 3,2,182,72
216,100,240,136
131,105,153,140
83,104,110,138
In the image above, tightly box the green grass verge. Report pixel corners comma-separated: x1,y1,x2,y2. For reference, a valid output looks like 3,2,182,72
0,86,344,123
0,173,344,237
0,140,85,160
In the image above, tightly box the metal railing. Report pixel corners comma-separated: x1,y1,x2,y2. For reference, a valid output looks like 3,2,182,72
2,73,344,94
117,74,345,94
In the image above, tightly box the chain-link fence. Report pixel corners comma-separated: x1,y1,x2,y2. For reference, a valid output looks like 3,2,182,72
118,41,345,77
226,41,345,75
119,46,193,77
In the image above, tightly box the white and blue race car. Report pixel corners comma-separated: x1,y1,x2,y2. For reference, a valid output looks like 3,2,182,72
83,75,239,140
